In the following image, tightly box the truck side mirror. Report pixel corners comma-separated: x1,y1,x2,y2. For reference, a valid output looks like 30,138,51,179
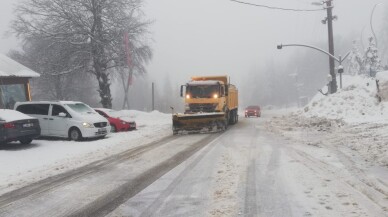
180,85,184,97
225,85,229,96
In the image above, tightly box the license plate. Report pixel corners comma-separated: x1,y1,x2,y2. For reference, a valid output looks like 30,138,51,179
23,123,34,128
98,128,107,133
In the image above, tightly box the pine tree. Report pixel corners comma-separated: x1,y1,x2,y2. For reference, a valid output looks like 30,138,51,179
347,40,364,75
363,37,383,77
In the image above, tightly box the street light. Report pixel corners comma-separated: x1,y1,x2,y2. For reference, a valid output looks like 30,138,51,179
311,1,324,6
370,2,383,48
277,43,351,90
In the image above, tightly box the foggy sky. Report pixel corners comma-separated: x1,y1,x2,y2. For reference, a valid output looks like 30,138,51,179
0,0,386,88
144,0,385,88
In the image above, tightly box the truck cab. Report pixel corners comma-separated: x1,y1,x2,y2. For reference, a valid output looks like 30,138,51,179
181,80,227,113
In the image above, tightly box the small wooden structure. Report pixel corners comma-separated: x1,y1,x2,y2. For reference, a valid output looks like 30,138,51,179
0,54,40,109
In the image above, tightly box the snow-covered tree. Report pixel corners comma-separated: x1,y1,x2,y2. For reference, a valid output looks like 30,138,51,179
347,40,364,75
8,38,98,104
12,0,152,108
364,37,383,77
345,38,383,77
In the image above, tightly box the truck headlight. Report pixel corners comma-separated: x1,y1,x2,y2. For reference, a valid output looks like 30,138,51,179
213,94,218,99
82,122,94,128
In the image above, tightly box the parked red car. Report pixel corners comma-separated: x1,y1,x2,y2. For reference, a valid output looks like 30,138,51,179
94,108,136,132
245,105,261,118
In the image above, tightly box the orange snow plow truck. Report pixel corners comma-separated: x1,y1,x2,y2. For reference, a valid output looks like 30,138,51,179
172,76,238,134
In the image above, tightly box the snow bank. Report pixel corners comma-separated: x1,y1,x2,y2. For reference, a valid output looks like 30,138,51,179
0,109,35,122
376,70,388,102
267,75,388,167
302,75,387,123
113,110,171,127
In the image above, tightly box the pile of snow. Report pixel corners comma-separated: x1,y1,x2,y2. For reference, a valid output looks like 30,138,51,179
111,110,171,127
302,75,388,123
376,70,388,101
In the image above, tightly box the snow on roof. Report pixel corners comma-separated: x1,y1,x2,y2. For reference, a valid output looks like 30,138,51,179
188,80,220,85
0,54,40,78
0,109,35,122
17,101,83,105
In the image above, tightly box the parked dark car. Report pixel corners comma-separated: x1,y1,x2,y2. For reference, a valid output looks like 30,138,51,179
94,108,136,132
0,109,41,145
245,105,261,118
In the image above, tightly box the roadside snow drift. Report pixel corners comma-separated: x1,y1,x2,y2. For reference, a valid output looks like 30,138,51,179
267,74,388,168
303,75,388,124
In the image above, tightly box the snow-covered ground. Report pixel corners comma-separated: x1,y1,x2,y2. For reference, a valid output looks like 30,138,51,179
267,74,388,167
0,110,172,195
0,108,386,216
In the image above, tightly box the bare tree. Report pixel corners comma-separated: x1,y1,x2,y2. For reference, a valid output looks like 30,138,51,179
12,0,152,108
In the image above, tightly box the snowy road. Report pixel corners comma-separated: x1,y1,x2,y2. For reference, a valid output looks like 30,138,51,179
0,115,387,217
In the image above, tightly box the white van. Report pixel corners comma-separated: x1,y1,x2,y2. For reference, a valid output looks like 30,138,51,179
14,101,110,141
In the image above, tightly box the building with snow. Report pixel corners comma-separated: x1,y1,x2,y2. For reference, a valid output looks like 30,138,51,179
0,54,40,109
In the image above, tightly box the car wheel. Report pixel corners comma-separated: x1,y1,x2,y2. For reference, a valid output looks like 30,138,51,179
111,125,117,133
69,128,82,141
20,138,32,145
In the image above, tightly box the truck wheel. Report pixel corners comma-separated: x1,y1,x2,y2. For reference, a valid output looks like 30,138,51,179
229,111,235,125
231,110,237,125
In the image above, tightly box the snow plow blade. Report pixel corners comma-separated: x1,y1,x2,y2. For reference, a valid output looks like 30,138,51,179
172,112,227,134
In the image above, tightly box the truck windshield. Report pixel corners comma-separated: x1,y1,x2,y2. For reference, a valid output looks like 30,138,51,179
187,85,219,98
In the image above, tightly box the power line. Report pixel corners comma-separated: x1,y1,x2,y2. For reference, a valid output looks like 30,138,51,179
230,0,325,12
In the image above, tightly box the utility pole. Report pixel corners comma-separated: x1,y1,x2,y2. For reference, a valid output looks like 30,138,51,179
324,0,337,93
151,82,155,111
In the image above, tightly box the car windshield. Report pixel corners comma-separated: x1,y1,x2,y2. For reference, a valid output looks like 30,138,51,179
66,103,95,114
187,85,219,98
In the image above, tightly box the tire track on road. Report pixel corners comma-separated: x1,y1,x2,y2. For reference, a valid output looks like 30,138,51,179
290,148,388,215
67,133,221,217
243,124,260,217
0,135,177,209
137,133,222,217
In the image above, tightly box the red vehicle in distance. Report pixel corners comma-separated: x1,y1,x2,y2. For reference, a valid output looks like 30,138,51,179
94,108,136,132
245,105,261,118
